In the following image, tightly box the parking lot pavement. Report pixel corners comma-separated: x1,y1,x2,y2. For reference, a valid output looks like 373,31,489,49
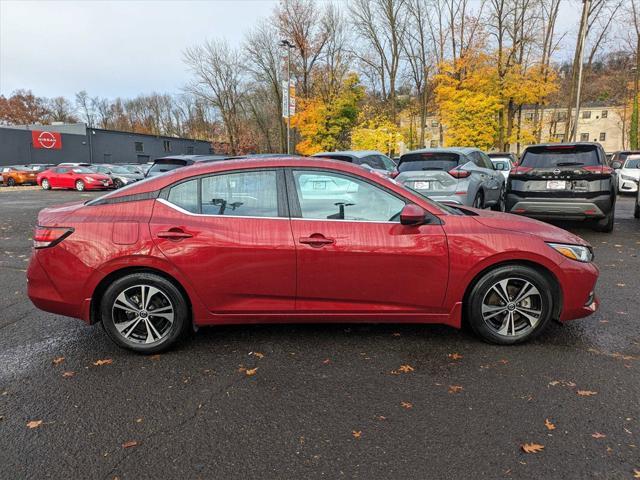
0,189,638,480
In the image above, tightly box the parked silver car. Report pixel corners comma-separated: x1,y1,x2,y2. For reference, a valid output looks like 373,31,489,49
92,164,145,188
395,148,506,210
312,150,397,176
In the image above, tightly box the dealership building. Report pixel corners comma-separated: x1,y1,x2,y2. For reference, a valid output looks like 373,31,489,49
0,123,212,167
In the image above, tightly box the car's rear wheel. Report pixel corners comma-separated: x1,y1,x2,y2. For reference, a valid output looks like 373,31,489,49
491,187,506,211
7,177,16,187
41,179,50,190
592,209,614,233
101,273,190,353
113,178,123,189
473,191,484,209
466,265,554,345
75,180,85,191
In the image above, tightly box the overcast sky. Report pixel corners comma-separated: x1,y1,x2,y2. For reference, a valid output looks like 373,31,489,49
0,0,581,100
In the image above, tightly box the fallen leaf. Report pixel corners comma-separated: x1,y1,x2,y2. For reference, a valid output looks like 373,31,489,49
577,390,598,396
149,354,161,361
617,283,626,287
26,420,43,429
398,364,414,373
521,442,544,454
448,353,463,360
497,359,509,365
251,352,264,359
544,419,556,430
135,418,143,423
322,359,331,364
448,385,463,394
121,440,138,448
392,332,401,337
52,357,65,365
352,430,362,439
400,401,413,409
633,469,640,478
591,432,606,439
376,416,387,421
93,359,113,366
245,368,258,376
548,380,560,386
62,371,75,378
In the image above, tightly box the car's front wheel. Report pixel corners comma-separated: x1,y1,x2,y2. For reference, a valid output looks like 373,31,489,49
466,265,554,345
100,273,190,353
41,179,51,190
472,191,484,209
491,187,506,212
75,180,85,191
7,177,16,187
592,209,614,233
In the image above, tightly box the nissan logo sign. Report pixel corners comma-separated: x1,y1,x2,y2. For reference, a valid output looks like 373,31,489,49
37,131,57,149
553,168,561,175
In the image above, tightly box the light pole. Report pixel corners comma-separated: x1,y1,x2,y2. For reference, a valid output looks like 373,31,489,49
280,39,294,155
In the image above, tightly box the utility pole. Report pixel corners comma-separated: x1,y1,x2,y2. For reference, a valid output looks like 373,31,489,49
280,39,294,155
565,0,591,142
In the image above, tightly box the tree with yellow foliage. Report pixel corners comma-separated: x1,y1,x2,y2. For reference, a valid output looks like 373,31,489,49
350,112,403,155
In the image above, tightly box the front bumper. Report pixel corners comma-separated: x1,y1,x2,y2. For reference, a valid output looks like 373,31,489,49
557,259,600,322
506,193,613,220
618,179,638,193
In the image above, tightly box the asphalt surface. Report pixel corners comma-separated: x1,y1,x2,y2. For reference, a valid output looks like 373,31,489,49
0,188,638,480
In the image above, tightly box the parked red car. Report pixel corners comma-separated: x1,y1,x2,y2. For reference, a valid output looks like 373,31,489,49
27,157,599,353
37,166,113,191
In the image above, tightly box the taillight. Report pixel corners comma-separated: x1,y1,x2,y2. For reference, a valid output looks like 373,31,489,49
33,226,74,249
510,166,533,175
583,165,613,174
448,168,471,178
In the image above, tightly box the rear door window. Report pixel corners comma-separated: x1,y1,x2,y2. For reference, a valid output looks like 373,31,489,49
521,145,600,168
398,152,461,172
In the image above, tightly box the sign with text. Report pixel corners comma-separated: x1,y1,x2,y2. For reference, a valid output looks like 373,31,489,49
31,130,62,150
282,80,289,118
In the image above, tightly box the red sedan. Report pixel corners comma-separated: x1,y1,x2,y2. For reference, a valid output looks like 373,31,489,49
27,157,599,353
37,166,113,191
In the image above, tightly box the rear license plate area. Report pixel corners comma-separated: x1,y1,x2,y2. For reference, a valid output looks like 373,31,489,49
413,181,430,190
546,180,566,190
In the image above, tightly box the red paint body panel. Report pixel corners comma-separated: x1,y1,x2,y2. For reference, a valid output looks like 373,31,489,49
26,157,600,332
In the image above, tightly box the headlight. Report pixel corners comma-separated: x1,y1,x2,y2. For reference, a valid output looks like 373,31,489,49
621,174,637,182
547,243,593,262
84,177,95,182
118,177,129,184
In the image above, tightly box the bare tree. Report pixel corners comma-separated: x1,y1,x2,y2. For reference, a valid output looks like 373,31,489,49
47,97,78,123
184,39,246,154
318,3,351,101
75,90,96,127
349,0,408,122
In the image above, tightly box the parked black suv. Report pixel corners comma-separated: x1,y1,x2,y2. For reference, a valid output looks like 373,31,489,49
506,143,616,232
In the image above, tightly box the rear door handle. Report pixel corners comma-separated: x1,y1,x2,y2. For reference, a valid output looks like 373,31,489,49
157,229,193,240
299,235,335,247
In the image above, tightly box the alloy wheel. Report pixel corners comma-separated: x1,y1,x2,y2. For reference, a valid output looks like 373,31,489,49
481,277,543,337
111,284,174,345
76,180,85,191
42,179,50,190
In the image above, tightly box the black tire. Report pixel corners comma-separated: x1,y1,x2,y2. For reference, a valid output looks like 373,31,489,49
114,178,123,189
491,187,506,211
75,180,85,191
466,265,554,345
592,209,614,233
41,179,51,190
100,272,190,354
634,202,639,219
472,191,484,209
7,177,16,187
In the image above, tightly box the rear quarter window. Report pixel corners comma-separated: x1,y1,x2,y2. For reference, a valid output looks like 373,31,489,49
521,146,600,168
398,152,461,173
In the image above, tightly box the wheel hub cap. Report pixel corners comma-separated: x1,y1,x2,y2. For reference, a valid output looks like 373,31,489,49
481,277,543,337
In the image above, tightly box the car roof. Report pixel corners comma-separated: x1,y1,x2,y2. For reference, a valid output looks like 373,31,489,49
523,142,600,150
401,147,478,157
156,155,228,162
488,152,513,156
313,150,383,159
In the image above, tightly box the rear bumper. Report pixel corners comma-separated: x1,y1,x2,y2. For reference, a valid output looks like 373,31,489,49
506,193,613,220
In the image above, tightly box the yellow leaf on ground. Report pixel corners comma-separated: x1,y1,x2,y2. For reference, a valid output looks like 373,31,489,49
401,401,413,409
93,359,113,366
448,385,463,394
577,390,598,396
521,442,544,454
448,353,463,360
52,357,64,365
122,440,138,448
62,371,75,378
245,368,258,376
252,352,264,359
352,430,362,439
633,469,640,478
544,419,556,430
398,365,414,373
591,432,606,439
26,420,43,429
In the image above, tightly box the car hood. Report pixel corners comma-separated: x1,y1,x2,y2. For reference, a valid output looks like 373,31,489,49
467,208,590,246
619,168,640,179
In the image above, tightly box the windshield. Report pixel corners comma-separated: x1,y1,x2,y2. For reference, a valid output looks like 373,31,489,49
521,145,600,168
147,160,186,176
72,167,94,173
110,166,132,174
398,152,461,173
123,165,143,174
623,156,640,169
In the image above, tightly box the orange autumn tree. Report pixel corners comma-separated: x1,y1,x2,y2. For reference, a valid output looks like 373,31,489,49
291,73,364,155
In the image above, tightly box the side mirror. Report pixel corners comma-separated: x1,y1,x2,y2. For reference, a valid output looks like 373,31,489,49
612,161,621,169
400,204,426,226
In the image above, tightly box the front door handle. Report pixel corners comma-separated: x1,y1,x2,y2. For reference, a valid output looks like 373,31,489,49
299,234,335,247
157,228,193,240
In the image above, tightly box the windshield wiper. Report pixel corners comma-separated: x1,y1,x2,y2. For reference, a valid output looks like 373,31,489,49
556,162,584,166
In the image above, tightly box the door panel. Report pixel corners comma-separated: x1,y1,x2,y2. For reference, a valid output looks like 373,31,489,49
150,201,296,313
291,219,449,312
